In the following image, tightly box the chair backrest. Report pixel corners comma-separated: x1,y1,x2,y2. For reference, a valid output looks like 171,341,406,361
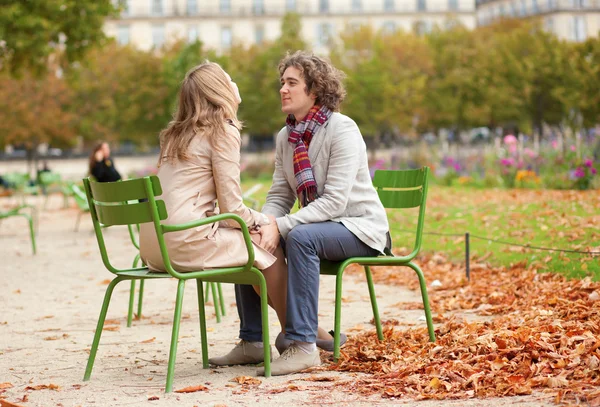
83,176,167,275
71,184,90,211
373,167,429,258
39,172,61,186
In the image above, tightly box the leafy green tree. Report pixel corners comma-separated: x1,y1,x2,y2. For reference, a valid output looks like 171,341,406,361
0,0,119,76
421,24,485,136
333,25,432,153
0,70,75,171
231,13,307,144
66,43,169,148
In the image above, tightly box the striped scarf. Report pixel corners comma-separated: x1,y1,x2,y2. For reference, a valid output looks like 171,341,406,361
286,105,332,207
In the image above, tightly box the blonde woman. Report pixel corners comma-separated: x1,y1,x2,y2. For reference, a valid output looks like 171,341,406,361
140,62,337,370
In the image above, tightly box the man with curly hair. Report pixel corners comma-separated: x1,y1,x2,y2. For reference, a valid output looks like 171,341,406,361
210,51,389,375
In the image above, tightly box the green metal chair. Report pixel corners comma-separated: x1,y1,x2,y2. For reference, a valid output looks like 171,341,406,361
38,172,67,209
125,223,227,327
320,167,436,361
71,184,90,231
82,176,272,392
0,204,36,254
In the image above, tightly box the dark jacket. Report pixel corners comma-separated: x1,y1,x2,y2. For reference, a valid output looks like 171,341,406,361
91,158,121,183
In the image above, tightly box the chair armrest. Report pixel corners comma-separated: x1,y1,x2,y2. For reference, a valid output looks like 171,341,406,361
161,213,256,276
161,213,248,234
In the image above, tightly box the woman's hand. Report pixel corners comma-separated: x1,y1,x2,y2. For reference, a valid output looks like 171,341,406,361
258,215,280,254
94,150,104,162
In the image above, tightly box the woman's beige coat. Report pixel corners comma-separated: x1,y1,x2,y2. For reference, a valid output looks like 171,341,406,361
139,125,275,272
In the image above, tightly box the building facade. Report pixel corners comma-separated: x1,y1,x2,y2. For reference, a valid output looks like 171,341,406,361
476,0,600,41
103,0,476,54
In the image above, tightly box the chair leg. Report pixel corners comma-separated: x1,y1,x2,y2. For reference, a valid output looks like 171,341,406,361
25,213,36,255
407,262,436,342
74,211,82,232
333,268,345,362
210,282,221,323
364,266,383,341
217,283,226,317
204,280,211,302
131,254,144,321
127,280,136,327
165,279,186,393
137,280,145,319
257,273,271,377
84,277,125,381
196,279,209,369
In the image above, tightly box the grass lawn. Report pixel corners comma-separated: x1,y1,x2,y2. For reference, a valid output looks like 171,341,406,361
242,177,600,280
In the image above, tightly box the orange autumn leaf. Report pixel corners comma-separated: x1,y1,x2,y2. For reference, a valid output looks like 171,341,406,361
231,376,261,385
0,383,13,390
174,384,208,393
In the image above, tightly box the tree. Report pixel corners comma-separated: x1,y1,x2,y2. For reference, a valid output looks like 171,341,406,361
0,70,76,174
332,25,432,154
66,43,169,148
0,0,119,76
421,24,486,137
231,13,307,147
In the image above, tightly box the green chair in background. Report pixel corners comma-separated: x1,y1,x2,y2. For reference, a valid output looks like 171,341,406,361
82,176,272,392
0,204,36,254
38,172,67,209
125,223,227,327
70,184,90,231
320,167,435,361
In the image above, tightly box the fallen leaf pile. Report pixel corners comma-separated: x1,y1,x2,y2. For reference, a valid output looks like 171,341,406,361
330,253,600,405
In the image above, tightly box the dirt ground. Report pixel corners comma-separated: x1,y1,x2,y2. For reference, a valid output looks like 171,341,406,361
0,158,557,407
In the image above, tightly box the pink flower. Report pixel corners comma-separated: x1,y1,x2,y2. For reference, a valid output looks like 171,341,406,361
570,145,576,152
592,168,598,175
524,148,537,158
574,167,586,178
584,159,593,167
551,140,558,150
503,134,517,144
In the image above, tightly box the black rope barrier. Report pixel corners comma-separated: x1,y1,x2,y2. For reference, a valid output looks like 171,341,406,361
395,228,600,281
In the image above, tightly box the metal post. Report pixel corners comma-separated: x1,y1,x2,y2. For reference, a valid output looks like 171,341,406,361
465,232,470,282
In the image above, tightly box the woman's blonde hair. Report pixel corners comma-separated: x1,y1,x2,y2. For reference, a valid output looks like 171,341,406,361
158,62,241,166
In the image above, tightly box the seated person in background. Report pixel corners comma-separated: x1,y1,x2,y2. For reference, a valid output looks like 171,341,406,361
89,142,121,182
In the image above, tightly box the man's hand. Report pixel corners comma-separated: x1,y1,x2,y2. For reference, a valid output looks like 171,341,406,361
259,215,280,254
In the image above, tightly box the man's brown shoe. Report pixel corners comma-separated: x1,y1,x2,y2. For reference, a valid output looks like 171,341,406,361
257,344,320,376
208,340,271,366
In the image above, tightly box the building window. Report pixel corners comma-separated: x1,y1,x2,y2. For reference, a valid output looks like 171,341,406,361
151,0,163,15
532,0,539,13
509,1,517,15
253,0,265,15
220,0,231,13
571,15,586,41
117,25,129,45
382,21,396,33
499,4,506,15
221,26,232,50
384,0,394,11
286,0,296,11
186,0,197,14
319,0,329,12
545,17,554,32
152,24,165,48
547,0,556,10
119,0,131,16
519,0,526,16
448,0,458,11
414,20,431,35
417,0,427,11
317,23,333,46
255,25,265,44
352,0,362,12
188,25,199,42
